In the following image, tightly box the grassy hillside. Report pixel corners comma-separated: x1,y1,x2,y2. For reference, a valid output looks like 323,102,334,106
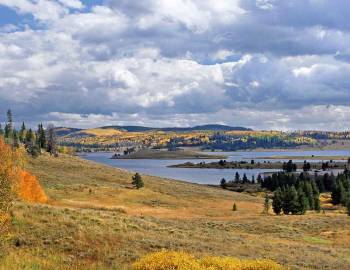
1,154,350,269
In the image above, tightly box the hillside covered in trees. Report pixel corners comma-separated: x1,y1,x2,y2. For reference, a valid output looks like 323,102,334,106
54,124,350,152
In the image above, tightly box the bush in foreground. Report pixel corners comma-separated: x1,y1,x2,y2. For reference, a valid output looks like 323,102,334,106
132,250,285,270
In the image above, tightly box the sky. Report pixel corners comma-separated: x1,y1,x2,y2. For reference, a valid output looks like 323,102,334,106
0,0,350,130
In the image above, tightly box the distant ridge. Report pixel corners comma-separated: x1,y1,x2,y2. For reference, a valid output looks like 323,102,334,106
54,127,83,136
100,124,252,132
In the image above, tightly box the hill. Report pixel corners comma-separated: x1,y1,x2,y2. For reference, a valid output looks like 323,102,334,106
54,127,83,136
55,124,252,150
1,154,349,269
101,124,252,132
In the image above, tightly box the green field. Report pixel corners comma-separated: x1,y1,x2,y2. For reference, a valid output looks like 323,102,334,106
1,154,350,269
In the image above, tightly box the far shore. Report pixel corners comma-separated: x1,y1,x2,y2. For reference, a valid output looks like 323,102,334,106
169,160,348,170
253,155,349,160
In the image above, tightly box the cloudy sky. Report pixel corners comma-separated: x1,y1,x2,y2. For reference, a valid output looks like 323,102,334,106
0,0,349,130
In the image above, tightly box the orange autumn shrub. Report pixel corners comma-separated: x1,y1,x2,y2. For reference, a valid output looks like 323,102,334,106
0,137,25,235
16,171,48,204
132,251,286,270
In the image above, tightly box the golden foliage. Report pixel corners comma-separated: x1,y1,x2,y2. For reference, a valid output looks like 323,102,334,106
58,145,76,155
132,251,285,270
16,171,48,204
133,251,202,270
0,137,25,235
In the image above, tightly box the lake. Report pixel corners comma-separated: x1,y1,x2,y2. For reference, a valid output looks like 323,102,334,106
80,149,350,185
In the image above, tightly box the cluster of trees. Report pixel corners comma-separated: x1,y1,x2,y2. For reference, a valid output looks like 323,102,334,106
262,171,350,215
272,182,320,215
282,160,297,172
205,134,303,151
261,171,336,193
220,172,261,188
331,171,350,214
262,172,321,215
0,110,57,157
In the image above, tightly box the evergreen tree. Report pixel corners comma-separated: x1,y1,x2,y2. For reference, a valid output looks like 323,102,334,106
263,193,270,214
220,178,227,189
4,109,14,145
12,130,20,148
251,175,255,184
19,122,26,143
132,173,144,189
234,172,240,183
4,109,13,138
314,194,321,212
232,202,237,211
242,173,248,184
37,123,46,149
304,182,314,210
0,124,4,137
315,175,325,193
283,160,297,173
257,174,263,184
303,160,309,172
272,188,283,215
332,182,345,205
283,186,299,215
25,129,35,146
347,200,350,216
297,187,308,214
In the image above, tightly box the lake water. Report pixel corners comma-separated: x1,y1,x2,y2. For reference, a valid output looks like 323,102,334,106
80,149,350,185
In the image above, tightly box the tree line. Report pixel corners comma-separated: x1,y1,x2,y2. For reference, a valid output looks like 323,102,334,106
0,109,58,157
262,171,350,215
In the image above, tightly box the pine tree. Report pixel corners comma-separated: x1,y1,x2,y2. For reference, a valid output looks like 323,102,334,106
316,175,325,193
234,172,240,183
297,188,308,214
37,123,46,149
283,186,299,215
19,122,26,143
332,181,345,205
272,188,283,215
242,173,248,183
257,174,262,184
24,128,40,156
0,124,4,137
304,182,314,210
132,173,144,189
25,129,34,146
220,178,227,189
314,194,321,212
347,200,350,216
4,109,13,145
232,202,237,211
263,193,270,214
12,131,20,148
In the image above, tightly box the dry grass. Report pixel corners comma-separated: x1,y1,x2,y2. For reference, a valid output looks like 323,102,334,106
1,153,350,269
76,128,124,136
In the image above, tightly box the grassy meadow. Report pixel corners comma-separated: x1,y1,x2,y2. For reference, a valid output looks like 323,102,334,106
1,154,350,269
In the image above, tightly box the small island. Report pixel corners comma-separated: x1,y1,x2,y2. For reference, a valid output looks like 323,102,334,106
169,159,348,171
111,149,227,160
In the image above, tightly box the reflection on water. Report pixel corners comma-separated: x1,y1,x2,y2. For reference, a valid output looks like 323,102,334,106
81,149,350,185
